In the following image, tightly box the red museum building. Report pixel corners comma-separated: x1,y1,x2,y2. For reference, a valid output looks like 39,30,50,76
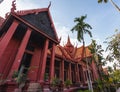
0,2,100,92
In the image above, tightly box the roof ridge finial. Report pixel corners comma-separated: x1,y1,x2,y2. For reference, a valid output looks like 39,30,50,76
11,0,16,13
48,1,51,9
59,36,62,43
66,35,73,47
68,35,71,43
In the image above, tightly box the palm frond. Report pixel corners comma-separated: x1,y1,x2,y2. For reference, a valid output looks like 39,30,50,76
104,0,108,3
84,29,92,38
98,0,103,3
71,14,92,42
98,0,108,3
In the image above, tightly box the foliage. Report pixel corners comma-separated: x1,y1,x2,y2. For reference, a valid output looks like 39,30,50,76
103,68,120,91
77,90,91,92
107,66,113,73
50,78,64,92
51,77,61,87
109,69,120,84
98,69,115,92
113,70,120,83
98,0,120,12
64,79,72,87
88,39,108,91
44,73,49,81
51,78,61,87
98,0,108,3
12,71,19,79
71,14,93,92
95,78,103,90
88,39,106,66
12,71,27,85
105,30,120,67
71,15,92,44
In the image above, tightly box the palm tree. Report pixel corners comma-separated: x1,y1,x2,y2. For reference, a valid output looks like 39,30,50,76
71,15,93,92
71,15,92,46
89,39,107,92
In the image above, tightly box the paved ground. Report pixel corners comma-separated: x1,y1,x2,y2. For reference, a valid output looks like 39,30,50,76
44,87,120,92
116,87,120,92
44,87,79,92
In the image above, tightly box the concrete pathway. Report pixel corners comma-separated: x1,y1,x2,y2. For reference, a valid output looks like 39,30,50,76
116,87,120,92
44,87,79,92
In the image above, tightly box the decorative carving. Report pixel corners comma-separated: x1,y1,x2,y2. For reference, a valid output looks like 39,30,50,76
5,12,10,18
16,8,48,16
0,16,4,26
19,11,56,40
11,0,16,13
64,36,77,59
48,1,51,9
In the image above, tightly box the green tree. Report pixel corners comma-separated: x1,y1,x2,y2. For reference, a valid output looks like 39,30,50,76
105,68,120,91
88,39,105,66
71,15,92,47
112,69,120,84
105,30,120,68
71,15,93,92
88,39,106,92
107,66,113,73
106,66,120,91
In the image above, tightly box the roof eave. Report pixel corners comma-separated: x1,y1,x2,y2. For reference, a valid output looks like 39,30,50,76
11,12,59,44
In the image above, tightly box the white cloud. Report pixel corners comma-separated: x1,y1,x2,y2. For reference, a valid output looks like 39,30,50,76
0,0,91,47
55,23,70,45
54,22,82,46
0,0,49,18
0,0,12,18
16,0,40,10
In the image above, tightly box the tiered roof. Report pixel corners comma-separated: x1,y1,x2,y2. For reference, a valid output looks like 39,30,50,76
0,1,92,64
0,4,59,44
49,36,92,64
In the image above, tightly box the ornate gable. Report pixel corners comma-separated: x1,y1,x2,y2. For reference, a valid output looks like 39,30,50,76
16,9,58,41
2,0,58,43
55,36,77,61
64,36,77,59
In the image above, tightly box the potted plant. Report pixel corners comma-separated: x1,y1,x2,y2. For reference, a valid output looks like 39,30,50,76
12,71,27,92
50,77,61,92
64,79,72,89
44,73,49,82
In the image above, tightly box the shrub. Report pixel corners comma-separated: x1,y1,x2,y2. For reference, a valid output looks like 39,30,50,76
64,79,72,88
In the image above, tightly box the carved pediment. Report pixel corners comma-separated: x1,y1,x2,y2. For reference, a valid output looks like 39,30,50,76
20,11,57,41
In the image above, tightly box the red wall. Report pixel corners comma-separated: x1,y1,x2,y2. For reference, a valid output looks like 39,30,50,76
27,46,42,82
0,37,20,79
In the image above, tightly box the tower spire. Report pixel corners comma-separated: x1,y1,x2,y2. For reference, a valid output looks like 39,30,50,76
66,35,73,47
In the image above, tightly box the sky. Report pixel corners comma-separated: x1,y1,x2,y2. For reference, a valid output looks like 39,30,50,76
0,0,120,51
